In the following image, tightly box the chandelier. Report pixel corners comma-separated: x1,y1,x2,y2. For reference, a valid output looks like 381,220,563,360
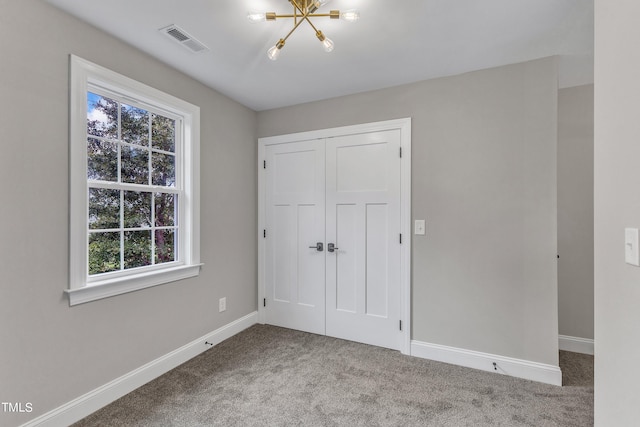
247,0,360,60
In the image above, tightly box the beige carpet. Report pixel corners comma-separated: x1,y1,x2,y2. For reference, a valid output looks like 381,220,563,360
74,325,593,426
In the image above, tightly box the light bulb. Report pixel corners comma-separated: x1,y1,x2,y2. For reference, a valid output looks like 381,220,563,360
267,45,281,60
311,0,330,11
341,9,360,22
267,39,285,61
315,30,334,53
322,37,334,52
247,11,266,23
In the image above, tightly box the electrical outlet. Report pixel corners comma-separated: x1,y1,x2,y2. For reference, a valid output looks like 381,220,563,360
219,297,226,312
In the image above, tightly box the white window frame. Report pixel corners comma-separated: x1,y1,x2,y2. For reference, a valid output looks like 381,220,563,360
67,55,201,306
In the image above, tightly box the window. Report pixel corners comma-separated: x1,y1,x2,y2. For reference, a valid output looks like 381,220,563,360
67,55,201,305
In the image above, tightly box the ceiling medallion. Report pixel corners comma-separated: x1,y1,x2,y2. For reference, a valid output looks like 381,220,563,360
247,0,360,60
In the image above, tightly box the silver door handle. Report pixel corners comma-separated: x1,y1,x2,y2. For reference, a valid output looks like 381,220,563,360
309,242,323,252
328,243,339,253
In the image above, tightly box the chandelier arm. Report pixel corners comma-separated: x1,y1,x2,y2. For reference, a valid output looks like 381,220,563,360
281,6,314,42
289,0,304,12
289,0,322,33
272,13,334,18
290,0,304,21
293,1,297,26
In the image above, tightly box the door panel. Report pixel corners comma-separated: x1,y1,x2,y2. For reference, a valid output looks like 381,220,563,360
272,205,293,302
297,204,320,306
335,203,358,313
336,143,389,192
265,140,325,335
365,203,389,317
326,130,402,350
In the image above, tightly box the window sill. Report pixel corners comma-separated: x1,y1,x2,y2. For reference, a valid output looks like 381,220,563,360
65,264,203,306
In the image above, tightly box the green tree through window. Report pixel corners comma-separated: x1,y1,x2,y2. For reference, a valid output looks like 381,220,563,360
87,92,178,275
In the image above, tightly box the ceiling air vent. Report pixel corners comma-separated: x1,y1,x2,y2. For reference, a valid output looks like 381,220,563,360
160,25,209,53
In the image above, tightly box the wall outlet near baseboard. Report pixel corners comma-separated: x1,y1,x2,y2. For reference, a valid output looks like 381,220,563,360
219,297,227,312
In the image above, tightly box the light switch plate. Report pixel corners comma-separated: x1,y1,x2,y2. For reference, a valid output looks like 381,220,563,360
414,220,426,235
625,228,639,266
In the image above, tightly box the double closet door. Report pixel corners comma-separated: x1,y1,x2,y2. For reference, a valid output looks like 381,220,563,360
263,129,402,351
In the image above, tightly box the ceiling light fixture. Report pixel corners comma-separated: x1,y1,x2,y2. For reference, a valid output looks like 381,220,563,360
248,0,359,60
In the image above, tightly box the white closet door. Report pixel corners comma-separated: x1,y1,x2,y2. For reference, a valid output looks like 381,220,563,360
325,130,402,350
264,140,326,335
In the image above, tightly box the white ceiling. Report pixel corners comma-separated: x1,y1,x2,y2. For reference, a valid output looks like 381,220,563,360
45,0,594,111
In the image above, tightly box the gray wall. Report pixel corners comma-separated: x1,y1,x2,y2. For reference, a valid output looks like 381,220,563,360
594,0,640,424
258,57,560,366
0,1,257,425
557,85,594,340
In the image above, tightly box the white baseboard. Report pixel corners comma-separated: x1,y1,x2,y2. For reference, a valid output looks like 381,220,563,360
411,340,562,386
558,335,594,355
21,311,258,427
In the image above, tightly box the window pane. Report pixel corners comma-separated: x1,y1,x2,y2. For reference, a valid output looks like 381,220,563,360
89,232,121,275
124,230,151,269
87,92,118,139
155,193,176,227
121,104,149,146
89,188,120,230
152,152,176,187
124,191,151,228
87,138,118,181
121,145,149,184
155,229,176,264
152,114,175,152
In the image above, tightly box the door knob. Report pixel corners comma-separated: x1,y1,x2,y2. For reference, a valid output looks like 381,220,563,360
309,242,323,252
328,243,339,253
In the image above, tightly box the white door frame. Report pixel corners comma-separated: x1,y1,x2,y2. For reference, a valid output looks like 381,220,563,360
258,118,412,355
